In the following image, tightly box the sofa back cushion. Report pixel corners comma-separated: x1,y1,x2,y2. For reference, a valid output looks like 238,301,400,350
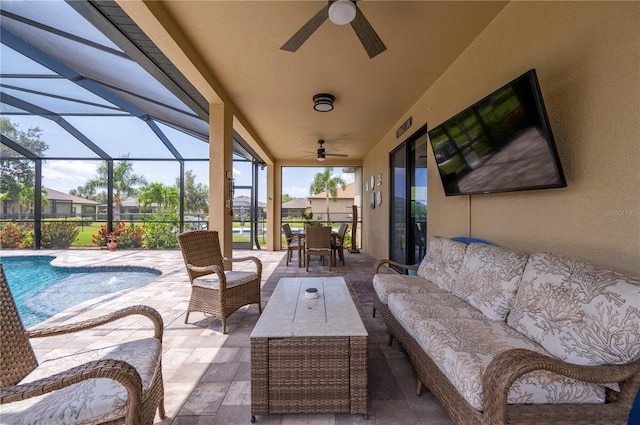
507,252,640,366
417,236,468,292
453,243,529,321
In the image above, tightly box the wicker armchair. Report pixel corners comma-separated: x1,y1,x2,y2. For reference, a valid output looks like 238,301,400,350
0,264,165,425
305,225,334,271
176,230,262,334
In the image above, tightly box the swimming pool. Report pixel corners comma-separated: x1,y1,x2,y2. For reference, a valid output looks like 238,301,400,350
1,256,161,328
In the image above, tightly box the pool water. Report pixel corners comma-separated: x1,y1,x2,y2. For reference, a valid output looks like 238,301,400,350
1,256,161,328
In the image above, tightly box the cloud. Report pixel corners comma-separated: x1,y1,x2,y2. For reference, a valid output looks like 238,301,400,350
42,160,99,192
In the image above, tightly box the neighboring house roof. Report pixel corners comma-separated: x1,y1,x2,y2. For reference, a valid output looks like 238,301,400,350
282,198,311,209
233,195,266,209
98,198,146,208
43,187,99,205
309,182,355,200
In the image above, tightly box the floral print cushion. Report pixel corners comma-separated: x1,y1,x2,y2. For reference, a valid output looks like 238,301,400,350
507,252,640,366
452,243,529,321
406,317,606,411
388,292,486,339
373,273,444,305
417,236,468,292
193,270,258,290
1,337,162,425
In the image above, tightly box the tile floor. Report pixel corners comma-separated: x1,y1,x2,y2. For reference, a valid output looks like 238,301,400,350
2,248,452,425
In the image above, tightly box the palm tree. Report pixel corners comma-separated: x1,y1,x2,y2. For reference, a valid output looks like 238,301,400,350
309,167,346,222
138,182,179,213
85,157,147,217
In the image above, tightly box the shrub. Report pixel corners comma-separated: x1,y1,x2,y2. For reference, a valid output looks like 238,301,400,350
41,221,79,248
0,222,33,248
92,222,146,248
143,214,179,249
118,223,145,249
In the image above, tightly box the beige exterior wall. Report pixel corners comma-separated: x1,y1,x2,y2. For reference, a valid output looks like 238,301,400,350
363,2,640,277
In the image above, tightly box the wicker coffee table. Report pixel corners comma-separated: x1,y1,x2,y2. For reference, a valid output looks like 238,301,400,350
250,277,368,422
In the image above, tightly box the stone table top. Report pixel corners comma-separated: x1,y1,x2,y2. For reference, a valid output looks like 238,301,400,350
250,277,368,338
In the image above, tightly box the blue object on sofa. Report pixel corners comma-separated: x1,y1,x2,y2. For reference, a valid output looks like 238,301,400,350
630,390,640,425
451,237,495,246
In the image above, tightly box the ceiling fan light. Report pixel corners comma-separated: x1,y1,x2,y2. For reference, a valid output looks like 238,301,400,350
329,0,356,25
317,151,326,161
313,93,335,112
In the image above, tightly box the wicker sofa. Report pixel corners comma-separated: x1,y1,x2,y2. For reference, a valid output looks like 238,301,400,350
373,236,640,425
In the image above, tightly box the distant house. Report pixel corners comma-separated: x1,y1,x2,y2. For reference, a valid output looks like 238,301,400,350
1,187,98,219
309,182,355,222
281,198,311,218
233,195,266,219
98,198,150,215
42,187,99,218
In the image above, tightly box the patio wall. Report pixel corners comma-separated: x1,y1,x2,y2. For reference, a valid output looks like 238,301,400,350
362,1,640,277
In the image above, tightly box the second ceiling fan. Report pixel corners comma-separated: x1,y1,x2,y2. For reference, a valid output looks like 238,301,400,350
316,140,348,161
281,0,387,59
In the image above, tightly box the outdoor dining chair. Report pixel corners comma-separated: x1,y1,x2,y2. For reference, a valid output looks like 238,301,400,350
332,223,349,266
304,225,334,271
283,223,304,267
176,230,262,334
0,264,166,425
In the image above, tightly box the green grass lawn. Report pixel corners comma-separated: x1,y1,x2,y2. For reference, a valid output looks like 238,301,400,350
73,223,102,247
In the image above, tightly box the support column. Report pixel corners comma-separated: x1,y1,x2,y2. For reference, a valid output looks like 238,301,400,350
266,163,281,250
210,102,234,261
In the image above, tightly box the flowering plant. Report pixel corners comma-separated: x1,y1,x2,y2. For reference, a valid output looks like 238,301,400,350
106,231,118,243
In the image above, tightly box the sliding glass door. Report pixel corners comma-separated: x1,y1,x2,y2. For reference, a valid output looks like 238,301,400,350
389,125,428,270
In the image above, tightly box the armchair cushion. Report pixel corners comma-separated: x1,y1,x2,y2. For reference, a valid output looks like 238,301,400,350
193,270,260,290
1,337,161,425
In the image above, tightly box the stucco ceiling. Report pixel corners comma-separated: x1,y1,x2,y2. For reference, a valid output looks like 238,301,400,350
147,1,507,164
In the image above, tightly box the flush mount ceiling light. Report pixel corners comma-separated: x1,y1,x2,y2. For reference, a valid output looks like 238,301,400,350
313,93,335,112
328,0,357,25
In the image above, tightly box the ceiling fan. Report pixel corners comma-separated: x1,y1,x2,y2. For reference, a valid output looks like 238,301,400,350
315,140,348,161
281,0,387,59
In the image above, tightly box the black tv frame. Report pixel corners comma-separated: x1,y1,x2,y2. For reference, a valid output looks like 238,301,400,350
428,69,567,196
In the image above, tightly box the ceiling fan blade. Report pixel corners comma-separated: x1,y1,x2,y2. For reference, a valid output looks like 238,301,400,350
350,5,387,58
326,153,349,157
281,4,330,52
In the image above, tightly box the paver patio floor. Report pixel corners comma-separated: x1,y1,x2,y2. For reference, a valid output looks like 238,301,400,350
2,248,452,425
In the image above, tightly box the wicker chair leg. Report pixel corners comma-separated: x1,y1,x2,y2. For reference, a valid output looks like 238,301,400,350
222,318,227,335
258,301,262,314
184,311,190,324
158,397,166,419
415,379,424,396
388,333,394,346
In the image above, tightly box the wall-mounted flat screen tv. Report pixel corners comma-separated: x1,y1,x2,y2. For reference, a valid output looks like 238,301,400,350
427,69,566,196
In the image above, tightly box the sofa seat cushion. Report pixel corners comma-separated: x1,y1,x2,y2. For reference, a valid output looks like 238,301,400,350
507,252,640,366
453,243,529,321
403,317,606,411
388,292,486,339
1,337,162,425
373,273,445,305
417,236,468,292
193,270,258,290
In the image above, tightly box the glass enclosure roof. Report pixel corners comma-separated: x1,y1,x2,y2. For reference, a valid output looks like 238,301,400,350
1,0,213,162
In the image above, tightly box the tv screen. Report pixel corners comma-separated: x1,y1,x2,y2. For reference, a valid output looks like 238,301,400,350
428,69,566,196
